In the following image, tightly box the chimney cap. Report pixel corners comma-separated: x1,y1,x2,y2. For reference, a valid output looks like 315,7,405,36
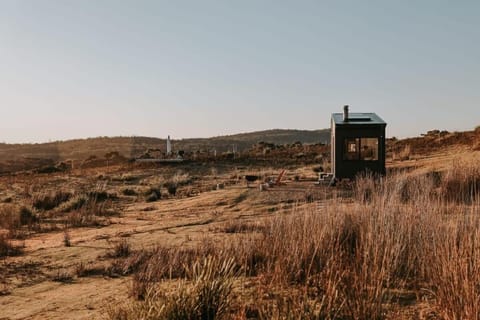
343,105,349,121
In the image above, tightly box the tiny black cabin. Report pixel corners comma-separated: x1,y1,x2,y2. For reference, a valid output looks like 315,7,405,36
331,106,386,180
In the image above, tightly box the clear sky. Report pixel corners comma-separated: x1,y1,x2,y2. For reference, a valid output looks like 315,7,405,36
1,1,479,143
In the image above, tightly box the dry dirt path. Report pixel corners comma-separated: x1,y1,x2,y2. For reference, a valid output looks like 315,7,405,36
0,184,313,319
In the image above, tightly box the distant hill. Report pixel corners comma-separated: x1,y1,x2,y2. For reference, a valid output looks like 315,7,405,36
176,129,330,153
0,129,330,170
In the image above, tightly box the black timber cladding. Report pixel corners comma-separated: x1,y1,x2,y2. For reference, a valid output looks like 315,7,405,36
331,112,387,179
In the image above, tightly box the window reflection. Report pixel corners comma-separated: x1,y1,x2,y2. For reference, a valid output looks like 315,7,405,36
343,138,378,161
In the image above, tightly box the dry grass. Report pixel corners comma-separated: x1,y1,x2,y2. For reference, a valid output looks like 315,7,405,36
393,144,411,161
108,239,132,258
63,229,71,247
0,205,38,238
1,146,480,319
128,245,216,298
61,192,116,227
106,157,480,319
122,188,137,196
440,157,480,203
107,256,237,320
51,268,74,283
0,234,22,257
221,220,264,234
74,261,107,278
32,191,72,211
426,214,480,320
144,187,161,202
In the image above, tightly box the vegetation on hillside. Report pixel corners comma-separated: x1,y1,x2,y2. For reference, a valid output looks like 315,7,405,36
0,129,329,173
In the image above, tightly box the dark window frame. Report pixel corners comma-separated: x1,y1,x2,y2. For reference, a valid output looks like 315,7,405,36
343,137,379,161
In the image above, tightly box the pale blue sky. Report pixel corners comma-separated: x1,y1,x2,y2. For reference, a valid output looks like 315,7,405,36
1,1,479,143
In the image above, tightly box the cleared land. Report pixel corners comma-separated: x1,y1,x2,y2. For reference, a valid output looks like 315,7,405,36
0,129,479,319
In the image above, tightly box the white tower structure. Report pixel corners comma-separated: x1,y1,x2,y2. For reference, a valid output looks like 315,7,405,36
166,135,172,155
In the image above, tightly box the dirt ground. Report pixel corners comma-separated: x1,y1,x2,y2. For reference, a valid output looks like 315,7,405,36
0,161,333,319
0,144,476,320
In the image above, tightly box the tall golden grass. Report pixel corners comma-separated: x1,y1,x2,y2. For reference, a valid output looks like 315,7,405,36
108,157,480,319
1,152,473,318
108,256,238,320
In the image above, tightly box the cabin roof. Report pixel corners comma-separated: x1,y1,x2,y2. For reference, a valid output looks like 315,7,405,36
332,112,386,126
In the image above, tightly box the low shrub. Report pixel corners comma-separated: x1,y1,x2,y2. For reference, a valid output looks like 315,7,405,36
122,189,137,196
0,206,38,238
172,172,192,187
0,234,22,257
2,197,12,203
19,207,37,226
61,191,116,212
87,191,116,202
75,262,107,278
62,195,88,211
60,192,117,227
33,191,71,211
145,187,161,202
63,230,71,247
164,182,177,196
35,165,61,174
64,210,103,228
52,269,74,283
108,239,131,258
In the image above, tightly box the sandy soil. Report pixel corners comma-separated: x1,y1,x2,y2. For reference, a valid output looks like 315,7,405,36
0,168,324,320
1,147,477,319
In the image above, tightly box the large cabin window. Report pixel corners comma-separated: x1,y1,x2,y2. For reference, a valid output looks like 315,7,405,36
343,138,379,161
